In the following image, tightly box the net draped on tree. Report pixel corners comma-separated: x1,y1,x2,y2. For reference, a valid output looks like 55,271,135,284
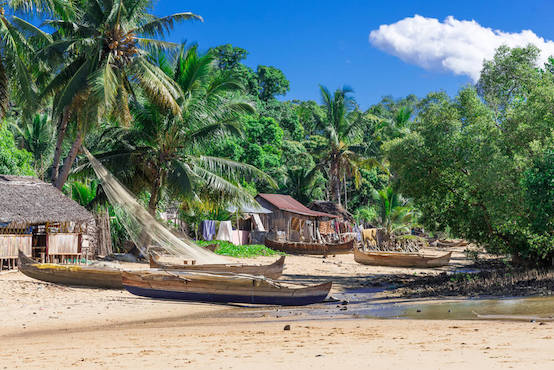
83,147,228,264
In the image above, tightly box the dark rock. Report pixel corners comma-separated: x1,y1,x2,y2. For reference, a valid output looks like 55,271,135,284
341,300,349,305
283,324,291,331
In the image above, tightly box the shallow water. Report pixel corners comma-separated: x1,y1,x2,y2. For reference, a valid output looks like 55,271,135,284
241,291,554,321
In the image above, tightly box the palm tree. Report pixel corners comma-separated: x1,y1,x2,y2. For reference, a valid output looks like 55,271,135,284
12,113,54,179
0,2,62,121
317,85,381,205
35,0,201,189
371,185,418,236
284,166,322,204
89,45,275,215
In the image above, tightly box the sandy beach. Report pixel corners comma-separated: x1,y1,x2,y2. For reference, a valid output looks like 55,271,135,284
2,250,553,369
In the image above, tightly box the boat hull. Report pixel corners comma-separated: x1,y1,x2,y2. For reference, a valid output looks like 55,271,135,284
18,250,122,289
353,248,452,268
122,271,332,306
264,238,353,256
149,255,285,279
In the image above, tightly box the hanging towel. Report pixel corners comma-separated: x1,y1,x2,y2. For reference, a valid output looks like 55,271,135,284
252,214,265,231
216,221,233,243
353,225,362,242
319,221,333,235
201,220,216,241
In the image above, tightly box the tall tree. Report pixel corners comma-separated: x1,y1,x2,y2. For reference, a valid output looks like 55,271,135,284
37,0,201,189
317,85,380,205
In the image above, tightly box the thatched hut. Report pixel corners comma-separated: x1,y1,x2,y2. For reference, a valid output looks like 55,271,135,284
255,194,337,242
307,201,354,223
0,175,94,269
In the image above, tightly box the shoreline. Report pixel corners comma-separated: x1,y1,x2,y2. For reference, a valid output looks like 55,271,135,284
2,249,554,368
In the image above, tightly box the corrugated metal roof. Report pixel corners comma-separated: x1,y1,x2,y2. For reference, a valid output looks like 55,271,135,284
226,200,272,214
256,194,337,218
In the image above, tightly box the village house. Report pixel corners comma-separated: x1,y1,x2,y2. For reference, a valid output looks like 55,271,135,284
0,175,105,270
255,193,337,243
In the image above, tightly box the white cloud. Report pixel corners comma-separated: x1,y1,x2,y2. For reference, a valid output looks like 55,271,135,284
369,15,554,81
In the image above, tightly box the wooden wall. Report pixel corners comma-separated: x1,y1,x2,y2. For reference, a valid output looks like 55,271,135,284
0,235,32,258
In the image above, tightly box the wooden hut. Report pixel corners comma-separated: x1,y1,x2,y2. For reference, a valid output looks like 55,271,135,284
0,175,94,270
255,194,337,243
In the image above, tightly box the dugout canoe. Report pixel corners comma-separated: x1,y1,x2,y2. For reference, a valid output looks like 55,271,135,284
18,250,123,289
264,237,354,256
149,255,285,279
122,270,332,306
353,247,452,268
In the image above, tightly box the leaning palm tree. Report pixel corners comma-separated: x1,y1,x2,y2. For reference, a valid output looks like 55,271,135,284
87,45,275,215
317,85,381,205
35,0,201,189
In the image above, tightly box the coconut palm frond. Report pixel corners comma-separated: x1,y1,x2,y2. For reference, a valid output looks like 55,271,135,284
194,155,277,188
130,12,203,38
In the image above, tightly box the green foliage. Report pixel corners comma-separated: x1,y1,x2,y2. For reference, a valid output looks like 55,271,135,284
66,180,98,208
385,46,554,264
12,113,54,178
256,65,290,101
196,240,283,257
0,125,35,176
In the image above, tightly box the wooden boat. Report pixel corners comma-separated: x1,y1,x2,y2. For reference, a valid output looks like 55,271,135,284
353,247,452,267
264,237,354,256
18,250,123,289
149,255,285,279
122,270,332,306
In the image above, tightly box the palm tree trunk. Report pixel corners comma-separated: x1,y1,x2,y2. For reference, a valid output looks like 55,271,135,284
329,160,342,205
54,131,82,189
343,174,348,209
147,172,162,216
51,109,70,183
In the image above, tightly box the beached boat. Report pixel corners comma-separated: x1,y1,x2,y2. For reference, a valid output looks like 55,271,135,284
353,247,452,268
18,250,123,288
264,237,354,256
149,255,285,279
122,270,332,306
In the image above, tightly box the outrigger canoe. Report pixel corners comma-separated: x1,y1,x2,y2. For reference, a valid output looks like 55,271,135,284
353,247,452,268
122,270,332,306
264,237,354,256
149,255,285,279
18,250,123,289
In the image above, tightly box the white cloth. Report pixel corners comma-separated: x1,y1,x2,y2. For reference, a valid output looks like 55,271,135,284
216,221,233,243
252,214,265,232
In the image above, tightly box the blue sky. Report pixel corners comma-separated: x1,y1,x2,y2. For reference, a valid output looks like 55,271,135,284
155,1,554,109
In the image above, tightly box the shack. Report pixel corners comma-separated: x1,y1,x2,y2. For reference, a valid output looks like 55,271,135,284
0,175,94,269
255,194,337,243
227,201,273,244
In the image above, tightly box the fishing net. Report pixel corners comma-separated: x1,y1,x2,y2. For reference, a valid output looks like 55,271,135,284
82,147,228,264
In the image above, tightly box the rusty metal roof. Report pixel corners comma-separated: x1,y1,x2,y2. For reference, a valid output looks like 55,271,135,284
256,194,337,218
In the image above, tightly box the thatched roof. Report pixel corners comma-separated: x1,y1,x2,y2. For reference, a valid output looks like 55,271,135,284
0,175,93,225
307,201,354,222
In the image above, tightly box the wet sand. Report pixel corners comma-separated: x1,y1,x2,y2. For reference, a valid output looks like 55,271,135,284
2,249,553,369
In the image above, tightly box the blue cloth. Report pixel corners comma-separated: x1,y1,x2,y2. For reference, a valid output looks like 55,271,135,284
201,220,216,241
